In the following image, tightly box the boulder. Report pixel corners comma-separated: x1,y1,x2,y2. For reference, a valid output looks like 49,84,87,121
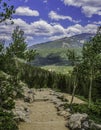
66,113,89,130
23,87,35,103
13,100,30,123
24,93,34,103
57,110,70,118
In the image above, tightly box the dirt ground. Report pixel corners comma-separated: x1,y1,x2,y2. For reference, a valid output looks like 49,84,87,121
19,101,68,130
19,89,84,130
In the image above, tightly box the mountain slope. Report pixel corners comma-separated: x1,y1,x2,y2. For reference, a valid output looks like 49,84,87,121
29,33,94,66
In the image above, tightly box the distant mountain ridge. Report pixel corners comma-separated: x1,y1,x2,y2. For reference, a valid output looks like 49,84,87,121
29,33,95,66
29,33,94,50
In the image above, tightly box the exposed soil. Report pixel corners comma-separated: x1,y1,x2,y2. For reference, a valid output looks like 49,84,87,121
19,89,84,130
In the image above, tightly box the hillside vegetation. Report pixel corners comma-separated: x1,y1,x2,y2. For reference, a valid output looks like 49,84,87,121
0,3,101,129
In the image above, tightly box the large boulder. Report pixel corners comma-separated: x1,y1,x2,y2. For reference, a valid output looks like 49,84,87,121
66,113,89,130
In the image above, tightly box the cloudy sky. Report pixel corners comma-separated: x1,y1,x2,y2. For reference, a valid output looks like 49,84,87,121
0,0,101,46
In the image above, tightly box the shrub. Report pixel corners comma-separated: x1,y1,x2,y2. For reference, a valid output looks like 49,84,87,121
0,110,18,130
67,103,101,124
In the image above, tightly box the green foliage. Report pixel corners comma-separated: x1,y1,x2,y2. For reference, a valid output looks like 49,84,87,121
71,26,101,107
0,0,15,23
0,41,6,71
41,65,73,74
0,75,18,130
0,110,18,130
20,63,72,93
0,26,32,129
7,26,27,59
69,103,101,123
25,49,37,62
62,102,101,123
66,49,80,66
0,77,15,110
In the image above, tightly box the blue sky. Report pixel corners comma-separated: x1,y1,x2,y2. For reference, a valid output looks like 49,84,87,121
0,0,101,46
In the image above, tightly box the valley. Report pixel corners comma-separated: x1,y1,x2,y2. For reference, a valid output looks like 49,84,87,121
29,33,94,70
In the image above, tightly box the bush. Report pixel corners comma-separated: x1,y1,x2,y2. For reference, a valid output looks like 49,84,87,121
68,103,101,124
0,110,18,130
0,75,19,130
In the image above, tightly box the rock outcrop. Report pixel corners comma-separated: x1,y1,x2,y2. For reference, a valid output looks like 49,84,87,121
13,85,35,123
66,113,89,130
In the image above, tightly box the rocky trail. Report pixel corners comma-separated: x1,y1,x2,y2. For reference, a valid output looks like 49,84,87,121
19,89,70,130
15,88,90,130
19,101,68,130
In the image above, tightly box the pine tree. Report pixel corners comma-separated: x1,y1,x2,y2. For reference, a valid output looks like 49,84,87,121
82,26,101,107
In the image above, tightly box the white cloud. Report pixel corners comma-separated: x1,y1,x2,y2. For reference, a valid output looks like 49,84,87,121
65,24,97,36
43,0,48,3
48,35,66,41
49,11,80,23
26,36,34,42
66,24,83,36
0,18,98,45
30,20,54,36
0,34,11,41
15,6,39,16
84,24,98,33
82,6,101,17
93,21,101,25
63,0,101,17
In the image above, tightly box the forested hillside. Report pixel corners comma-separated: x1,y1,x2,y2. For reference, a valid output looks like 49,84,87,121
0,0,101,130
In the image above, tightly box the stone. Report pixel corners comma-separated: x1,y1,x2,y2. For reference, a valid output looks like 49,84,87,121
57,95,69,102
56,105,64,111
22,87,35,103
24,94,34,103
57,110,69,118
82,121,89,129
13,100,30,123
90,122,101,130
67,113,88,130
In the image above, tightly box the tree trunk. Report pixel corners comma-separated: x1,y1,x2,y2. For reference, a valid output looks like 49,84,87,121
70,80,76,108
68,75,71,93
14,56,19,82
70,67,78,110
88,68,93,108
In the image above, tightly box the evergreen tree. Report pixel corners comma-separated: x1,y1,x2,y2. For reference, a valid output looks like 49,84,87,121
66,49,80,66
82,26,101,107
7,26,27,59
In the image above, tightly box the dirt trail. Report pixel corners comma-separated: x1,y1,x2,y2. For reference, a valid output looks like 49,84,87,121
19,89,84,130
19,101,68,130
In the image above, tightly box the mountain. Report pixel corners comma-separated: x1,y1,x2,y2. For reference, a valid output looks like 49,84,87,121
29,33,94,66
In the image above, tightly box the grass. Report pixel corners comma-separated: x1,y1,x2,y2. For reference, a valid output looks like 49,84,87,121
75,95,88,102
41,65,73,74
